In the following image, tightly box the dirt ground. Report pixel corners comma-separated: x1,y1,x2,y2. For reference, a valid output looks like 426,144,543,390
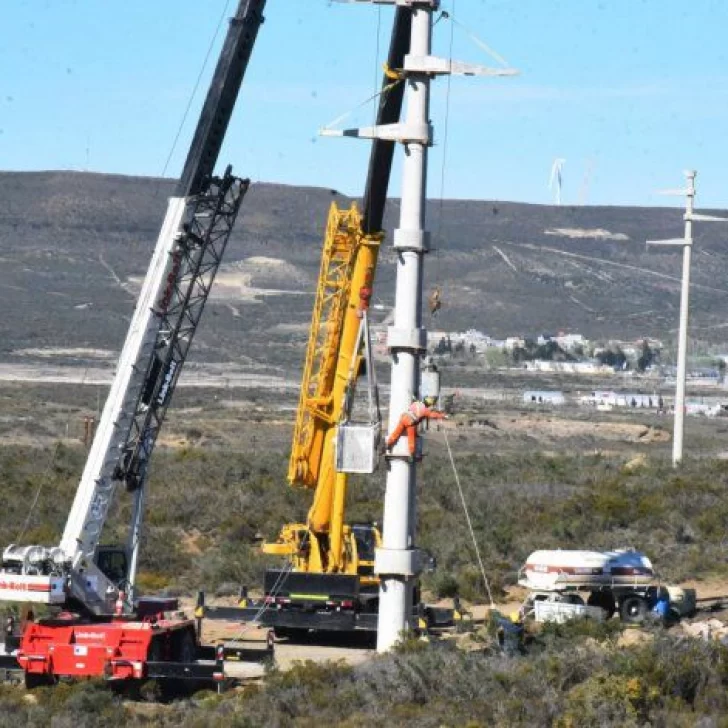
186,576,728,675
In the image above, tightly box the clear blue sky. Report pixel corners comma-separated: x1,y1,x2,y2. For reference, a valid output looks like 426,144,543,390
2,0,727,208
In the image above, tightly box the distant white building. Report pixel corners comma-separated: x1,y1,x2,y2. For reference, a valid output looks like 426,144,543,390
505,337,526,350
536,332,587,351
556,333,587,350
523,390,565,405
524,360,612,375
579,391,660,408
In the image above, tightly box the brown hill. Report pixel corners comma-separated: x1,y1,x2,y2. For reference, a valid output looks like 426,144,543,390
1,170,727,370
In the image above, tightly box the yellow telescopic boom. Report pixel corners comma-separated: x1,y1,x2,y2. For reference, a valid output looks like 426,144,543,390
287,202,381,567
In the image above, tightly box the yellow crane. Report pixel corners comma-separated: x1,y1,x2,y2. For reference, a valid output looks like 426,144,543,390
263,201,382,582
260,9,411,633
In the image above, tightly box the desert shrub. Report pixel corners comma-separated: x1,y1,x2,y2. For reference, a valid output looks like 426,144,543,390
136,570,170,592
558,673,658,727
536,615,624,648
5,444,728,600
433,571,459,598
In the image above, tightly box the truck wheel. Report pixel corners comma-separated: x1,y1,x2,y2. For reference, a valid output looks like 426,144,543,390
176,630,196,663
620,595,648,624
147,636,165,662
24,672,54,689
587,590,616,619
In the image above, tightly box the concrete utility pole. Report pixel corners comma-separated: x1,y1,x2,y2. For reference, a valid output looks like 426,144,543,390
323,0,516,653
647,171,728,466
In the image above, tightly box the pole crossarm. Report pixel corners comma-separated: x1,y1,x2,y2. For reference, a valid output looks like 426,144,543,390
403,55,518,77
687,213,728,223
343,1,440,7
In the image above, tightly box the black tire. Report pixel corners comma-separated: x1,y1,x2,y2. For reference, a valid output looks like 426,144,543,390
587,590,616,619
176,630,196,663
274,626,307,641
147,636,165,662
620,595,648,624
24,672,54,689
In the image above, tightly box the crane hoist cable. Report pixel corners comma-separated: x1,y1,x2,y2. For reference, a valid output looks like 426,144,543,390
15,363,92,544
160,0,232,181
14,440,63,545
439,9,513,69
442,428,496,608
372,5,382,123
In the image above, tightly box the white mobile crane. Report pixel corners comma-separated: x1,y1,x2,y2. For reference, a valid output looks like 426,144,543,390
0,0,266,686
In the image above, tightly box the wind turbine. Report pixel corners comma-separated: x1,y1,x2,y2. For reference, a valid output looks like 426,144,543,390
549,158,566,206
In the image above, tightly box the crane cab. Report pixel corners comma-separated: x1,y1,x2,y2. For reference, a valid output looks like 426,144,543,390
351,523,380,584
93,546,130,590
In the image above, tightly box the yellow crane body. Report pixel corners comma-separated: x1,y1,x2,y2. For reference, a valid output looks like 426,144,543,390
262,201,382,581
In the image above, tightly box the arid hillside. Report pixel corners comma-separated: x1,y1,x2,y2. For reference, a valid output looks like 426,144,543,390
2,171,728,373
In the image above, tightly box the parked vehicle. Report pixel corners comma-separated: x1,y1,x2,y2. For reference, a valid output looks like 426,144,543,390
519,549,696,624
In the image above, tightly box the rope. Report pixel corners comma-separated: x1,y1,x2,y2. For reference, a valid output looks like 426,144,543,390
432,3,457,323
440,10,512,68
320,80,402,133
442,428,495,607
160,0,231,181
232,560,294,638
15,440,63,544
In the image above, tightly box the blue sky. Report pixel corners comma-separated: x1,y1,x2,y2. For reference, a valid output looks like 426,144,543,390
2,0,727,208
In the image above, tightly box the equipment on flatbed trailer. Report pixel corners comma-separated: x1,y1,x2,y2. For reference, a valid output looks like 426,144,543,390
519,549,697,624
0,0,266,688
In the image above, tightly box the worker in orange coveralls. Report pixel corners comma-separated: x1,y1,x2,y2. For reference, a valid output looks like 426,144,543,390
385,396,447,460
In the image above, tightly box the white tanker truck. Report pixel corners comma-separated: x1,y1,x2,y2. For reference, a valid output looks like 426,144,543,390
518,549,696,624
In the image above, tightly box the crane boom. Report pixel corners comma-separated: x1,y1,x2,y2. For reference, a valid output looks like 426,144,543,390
1,0,266,616
361,7,411,235
286,7,410,502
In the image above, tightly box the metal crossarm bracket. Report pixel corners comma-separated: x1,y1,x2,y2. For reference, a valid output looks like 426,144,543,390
403,54,519,77
686,213,728,222
345,1,440,7
321,121,432,145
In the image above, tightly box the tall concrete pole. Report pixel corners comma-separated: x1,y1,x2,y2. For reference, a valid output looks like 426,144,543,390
672,171,696,466
376,4,433,653
320,0,517,652
647,171,728,467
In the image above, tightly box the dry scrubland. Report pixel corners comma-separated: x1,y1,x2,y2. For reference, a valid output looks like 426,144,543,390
3,440,728,602
4,380,728,724
3,618,728,726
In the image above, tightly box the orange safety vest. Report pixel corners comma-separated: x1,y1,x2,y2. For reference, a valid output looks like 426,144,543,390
405,400,430,424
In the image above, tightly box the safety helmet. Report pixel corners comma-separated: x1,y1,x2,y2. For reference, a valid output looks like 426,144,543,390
423,395,436,407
